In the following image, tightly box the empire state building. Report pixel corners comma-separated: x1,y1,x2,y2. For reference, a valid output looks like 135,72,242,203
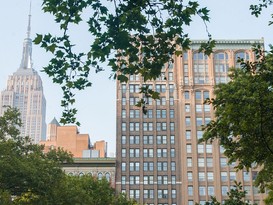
0,10,46,143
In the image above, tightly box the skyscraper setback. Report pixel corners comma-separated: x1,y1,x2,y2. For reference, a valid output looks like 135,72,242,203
0,10,46,143
116,39,266,204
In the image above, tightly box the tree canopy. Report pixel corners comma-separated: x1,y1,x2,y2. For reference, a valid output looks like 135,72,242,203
35,0,216,125
0,107,136,205
34,0,273,125
202,46,273,198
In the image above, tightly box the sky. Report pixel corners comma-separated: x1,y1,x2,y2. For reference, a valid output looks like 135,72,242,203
0,0,272,155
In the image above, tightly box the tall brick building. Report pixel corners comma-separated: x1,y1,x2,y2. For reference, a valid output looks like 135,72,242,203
116,39,266,205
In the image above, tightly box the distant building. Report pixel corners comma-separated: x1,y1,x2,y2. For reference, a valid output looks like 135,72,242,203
93,140,108,158
116,39,266,204
0,10,46,143
41,118,108,158
62,158,116,187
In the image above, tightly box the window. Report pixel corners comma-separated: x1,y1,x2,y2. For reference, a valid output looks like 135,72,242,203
199,172,205,181
198,158,205,167
171,149,175,158
186,144,192,153
195,91,201,100
156,122,167,131
144,162,154,171
122,84,127,93
129,189,140,199
130,122,139,131
170,135,175,144
171,175,176,184
129,84,139,93
170,122,175,131
207,158,213,167
156,109,167,118
197,131,203,140
244,186,251,195
184,76,189,84
129,162,140,171
157,135,167,144
130,97,139,105
121,176,126,184
122,149,126,157
196,104,202,112
199,186,206,196
204,104,210,112
183,52,188,60
230,172,236,181
185,104,190,112
98,173,103,180
235,52,250,68
196,117,203,126
184,91,190,99
188,186,193,196
203,91,210,100
220,146,225,153
188,201,194,205
205,117,211,125
220,158,227,167
170,97,174,105
156,84,166,93
208,186,214,196
221,172,228,181
121,162,126,171
186,117,191,126
158,189,168,199
121,135,126,144
157,149,168,157
170,109,174,118
207,172,214,181
144,175,154,185
157,162,168,171
130,135,140,144
122,122,126,131
158,175,168,185
143,149,154,158
172,189,176,199
243,172,250,181
187,158,192,167
206,144,213,153
130,109,140,118
169,84,174,92
186,130,191,140
171,162,176,171
144,189,154,199
157,72,166,80
188,172,193,181
143,135,153,144
129,149,140,157
143,122,153,131
168,72,173,81
222,186,228,195
144,109,153,118
130,176,140,184
198,144,204,153
122,110,126,118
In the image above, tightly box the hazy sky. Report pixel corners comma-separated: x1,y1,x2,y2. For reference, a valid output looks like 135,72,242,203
0,0,272,154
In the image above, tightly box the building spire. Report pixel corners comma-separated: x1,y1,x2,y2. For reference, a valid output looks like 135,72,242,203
18,1,33,72
27,1,31,39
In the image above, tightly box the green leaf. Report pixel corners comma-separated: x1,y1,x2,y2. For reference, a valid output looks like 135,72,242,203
33,34,43,44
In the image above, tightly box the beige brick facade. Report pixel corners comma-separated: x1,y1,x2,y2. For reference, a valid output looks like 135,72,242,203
116,39,266,205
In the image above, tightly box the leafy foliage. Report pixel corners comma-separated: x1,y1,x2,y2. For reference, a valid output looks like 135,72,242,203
35,0,213,125
202,46,273,200
0,107,136,204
